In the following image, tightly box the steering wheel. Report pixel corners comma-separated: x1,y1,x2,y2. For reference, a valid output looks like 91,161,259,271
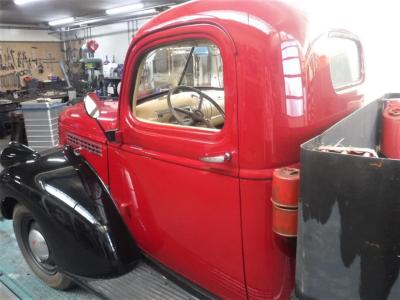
167,85,225,128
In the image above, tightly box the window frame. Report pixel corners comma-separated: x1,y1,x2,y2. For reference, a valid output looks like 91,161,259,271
327,31,365,92
129,36,228,134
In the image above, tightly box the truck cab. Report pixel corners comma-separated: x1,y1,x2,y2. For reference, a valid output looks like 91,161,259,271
0,1,364,299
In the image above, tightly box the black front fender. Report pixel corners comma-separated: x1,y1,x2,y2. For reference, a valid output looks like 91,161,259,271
0,145,140,278
0,142,40,168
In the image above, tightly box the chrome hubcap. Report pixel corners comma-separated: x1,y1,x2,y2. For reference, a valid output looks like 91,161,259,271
28,228,49,263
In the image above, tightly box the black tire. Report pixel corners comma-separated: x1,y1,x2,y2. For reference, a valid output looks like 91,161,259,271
12,204,75,290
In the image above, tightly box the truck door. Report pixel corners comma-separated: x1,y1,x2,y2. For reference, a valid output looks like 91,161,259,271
109,25,246,299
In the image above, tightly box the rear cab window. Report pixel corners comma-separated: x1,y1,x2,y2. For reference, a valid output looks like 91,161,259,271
328,37,362,89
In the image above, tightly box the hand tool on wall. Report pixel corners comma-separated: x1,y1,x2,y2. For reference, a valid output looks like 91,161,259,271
22,51,30,68
31,47,38,68
1,51,8,70
0,51,4,71
37,59,44,74
0,48,3,70
5,48,12,70
17,51,22,68
19,51,24,68
7,50,14,70
9,49,16,69
48,53,54,72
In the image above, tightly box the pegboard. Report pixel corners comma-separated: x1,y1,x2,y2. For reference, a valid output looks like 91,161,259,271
0,41,65,91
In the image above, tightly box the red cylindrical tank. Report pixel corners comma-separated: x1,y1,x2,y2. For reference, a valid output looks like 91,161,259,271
271,167,300,208
271,204,298,237
381,101,400,159
271,167,300,237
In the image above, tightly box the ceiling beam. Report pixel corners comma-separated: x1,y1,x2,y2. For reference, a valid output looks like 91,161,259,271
48,3,175,30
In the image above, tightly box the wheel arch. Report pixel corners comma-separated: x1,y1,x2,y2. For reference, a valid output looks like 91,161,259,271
0,145,141,279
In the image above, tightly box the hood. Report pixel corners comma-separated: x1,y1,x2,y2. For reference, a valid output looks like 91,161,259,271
59,99,119,144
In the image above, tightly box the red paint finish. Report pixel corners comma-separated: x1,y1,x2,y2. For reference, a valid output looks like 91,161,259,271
240,179,296,299
108,145,245,299
113,22,246,299
59,102,109,184
58,0,365,299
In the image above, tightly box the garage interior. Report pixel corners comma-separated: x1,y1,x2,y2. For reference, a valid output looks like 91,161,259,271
0,0,187,149
1,0,400,299
0,1,190,299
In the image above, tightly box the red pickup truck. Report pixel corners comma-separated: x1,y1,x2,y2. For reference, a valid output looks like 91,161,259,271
0,0,365,299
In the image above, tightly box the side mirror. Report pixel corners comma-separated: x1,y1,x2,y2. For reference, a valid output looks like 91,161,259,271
84,93,100,119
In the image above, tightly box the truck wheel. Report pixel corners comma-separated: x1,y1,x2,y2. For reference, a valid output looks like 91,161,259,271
12,204,74,290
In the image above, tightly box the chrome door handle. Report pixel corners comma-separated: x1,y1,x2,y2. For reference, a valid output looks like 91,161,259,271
199,152,232,163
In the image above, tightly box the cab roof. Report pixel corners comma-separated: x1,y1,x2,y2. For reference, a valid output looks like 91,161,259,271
136,0,309,45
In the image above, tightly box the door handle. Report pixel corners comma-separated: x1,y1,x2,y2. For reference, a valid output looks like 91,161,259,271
199,152,232,164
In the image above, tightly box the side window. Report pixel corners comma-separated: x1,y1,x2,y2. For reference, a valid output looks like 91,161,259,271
133,40,225,131
327,37,362,89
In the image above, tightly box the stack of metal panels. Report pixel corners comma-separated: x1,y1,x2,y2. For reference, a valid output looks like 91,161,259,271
20,98,66,151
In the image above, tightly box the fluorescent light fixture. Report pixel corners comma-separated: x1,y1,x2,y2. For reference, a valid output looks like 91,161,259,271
77,18,107,26
14,0,40,5
106,3,144,15
131,8,157,16
48,17,75,26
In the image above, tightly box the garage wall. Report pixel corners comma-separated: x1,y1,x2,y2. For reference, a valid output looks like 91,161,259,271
0,29,64,91
0,29,59,42
0,41,65,91
90,23,132,64
63,18,151,64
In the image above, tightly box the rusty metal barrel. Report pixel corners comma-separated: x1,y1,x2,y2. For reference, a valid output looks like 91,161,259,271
271,167,299,237
381,101,400,159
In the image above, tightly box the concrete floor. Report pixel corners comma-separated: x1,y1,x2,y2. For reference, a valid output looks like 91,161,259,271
0,281,18,300
0,136,98,300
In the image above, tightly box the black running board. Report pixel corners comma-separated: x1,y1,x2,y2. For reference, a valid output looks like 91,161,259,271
77,260,209,300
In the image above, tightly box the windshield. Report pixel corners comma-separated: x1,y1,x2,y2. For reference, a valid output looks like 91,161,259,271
136,40,224,100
